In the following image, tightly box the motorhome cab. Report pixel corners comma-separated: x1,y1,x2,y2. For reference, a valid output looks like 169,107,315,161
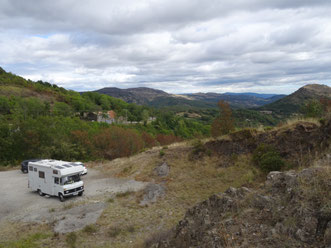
28,159,84,202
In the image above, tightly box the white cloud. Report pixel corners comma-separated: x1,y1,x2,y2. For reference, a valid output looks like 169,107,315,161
0,0,331,94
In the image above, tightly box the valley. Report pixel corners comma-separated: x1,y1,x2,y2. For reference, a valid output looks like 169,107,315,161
0,68,330,248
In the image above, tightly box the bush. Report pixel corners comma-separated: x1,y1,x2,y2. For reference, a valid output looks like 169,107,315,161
190,139,209,159
253,144,285,173
93,127,144,160
156,134,181,146
108,227,121,238
65,232,77,248
82,224,97,234
141,131,157,148
159,149,165,157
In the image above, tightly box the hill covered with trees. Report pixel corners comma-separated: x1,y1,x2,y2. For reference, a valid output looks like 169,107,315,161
0,67,209,165
259,84,331,117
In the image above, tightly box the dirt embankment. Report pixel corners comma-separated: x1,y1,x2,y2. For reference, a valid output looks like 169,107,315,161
152,167,331,248
206,119,331,166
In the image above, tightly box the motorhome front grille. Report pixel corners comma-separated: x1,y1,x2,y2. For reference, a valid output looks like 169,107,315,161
65,187,83,194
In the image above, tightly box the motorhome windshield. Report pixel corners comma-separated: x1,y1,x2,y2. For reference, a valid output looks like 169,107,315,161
61,174,81,185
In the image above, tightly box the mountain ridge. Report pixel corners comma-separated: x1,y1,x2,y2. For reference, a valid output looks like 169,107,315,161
91,86,285,109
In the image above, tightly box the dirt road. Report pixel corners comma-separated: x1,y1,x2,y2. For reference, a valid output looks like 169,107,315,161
0,168,147,233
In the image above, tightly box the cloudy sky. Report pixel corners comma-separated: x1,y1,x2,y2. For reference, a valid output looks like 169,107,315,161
1,0,331,94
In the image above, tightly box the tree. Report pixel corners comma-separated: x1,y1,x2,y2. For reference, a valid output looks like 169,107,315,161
0,96,10,115
53,102,73,117
211,100,234,137
141,109,149,126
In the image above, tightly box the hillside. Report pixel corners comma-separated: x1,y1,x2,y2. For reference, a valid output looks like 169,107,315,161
1,118,330,248
91,87,285,109
0,67,209,165
153,166,331,248
260,84,331,116
149,118,331,247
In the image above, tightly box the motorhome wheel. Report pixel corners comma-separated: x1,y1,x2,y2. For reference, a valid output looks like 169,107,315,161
58,193,65,202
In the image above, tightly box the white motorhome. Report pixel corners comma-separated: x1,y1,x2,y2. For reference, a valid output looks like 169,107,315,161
28,159,84,202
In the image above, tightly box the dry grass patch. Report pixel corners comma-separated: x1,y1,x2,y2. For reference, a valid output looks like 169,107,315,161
275,117,321,132
0,141,265,248
74,147,263,248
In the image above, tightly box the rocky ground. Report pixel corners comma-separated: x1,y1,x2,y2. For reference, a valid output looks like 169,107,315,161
151,166,331,248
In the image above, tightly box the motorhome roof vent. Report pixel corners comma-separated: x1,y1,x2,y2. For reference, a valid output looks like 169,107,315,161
70,163,81,166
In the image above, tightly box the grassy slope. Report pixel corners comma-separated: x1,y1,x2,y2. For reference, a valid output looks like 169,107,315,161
1,118,328,246
0,141,263,248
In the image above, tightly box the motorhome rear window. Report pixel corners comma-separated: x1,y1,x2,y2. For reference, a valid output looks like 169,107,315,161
39,171,45,179
53,170,58,174
29,166,33,171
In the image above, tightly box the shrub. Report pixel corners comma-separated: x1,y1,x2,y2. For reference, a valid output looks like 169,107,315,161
93,127,144,160
159,149,165,157
82,224,97,234
65,232,77,248
253,144,285,173
156,134,181,146
211,100,234,137
108,227,121,238
190,139,208,159
141,131,157,148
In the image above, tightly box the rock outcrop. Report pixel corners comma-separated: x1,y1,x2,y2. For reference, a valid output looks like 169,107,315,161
154,162,170,177
151,167,331,248
206,119,331,166
140,183,166,206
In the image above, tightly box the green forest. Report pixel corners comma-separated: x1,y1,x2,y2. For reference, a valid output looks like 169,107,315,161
0,68,209,165
2,67,327,166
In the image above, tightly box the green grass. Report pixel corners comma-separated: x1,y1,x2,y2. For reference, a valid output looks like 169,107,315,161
0,232,50,248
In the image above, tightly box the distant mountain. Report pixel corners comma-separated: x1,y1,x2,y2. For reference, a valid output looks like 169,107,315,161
181,92,285,108
260,84,331,115
223,92,282,99
94,87,169,105
91,87,285,109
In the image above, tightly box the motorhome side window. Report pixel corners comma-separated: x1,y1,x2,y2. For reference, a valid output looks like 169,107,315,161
34,168,37,172
29,166,33,171
53,170,58,175
54,177,59,184
39,171,45,179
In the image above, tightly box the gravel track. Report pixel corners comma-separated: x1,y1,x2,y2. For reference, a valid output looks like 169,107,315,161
0,168,147,232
